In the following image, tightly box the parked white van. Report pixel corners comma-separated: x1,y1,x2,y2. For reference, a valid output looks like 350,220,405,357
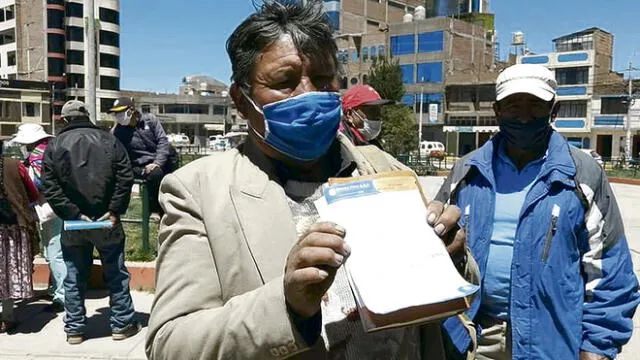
419,141,446,160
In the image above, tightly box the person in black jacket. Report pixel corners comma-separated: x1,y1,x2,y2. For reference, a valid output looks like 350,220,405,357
109,97,172,221
42,100,141,345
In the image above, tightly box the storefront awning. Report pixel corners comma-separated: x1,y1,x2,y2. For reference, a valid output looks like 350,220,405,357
204,124,225,131
443,126,499,133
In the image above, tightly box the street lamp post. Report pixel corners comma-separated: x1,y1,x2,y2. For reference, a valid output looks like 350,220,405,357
419,77,424,157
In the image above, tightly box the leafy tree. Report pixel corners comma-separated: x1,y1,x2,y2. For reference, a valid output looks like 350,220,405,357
367,57,405,102
379,105,418,156
367,57,418,155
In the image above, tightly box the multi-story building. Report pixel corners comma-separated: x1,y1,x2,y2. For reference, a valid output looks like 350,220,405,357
0,79,52,136
517,27,634,159
389,14,495,144
328,0,495,146
0,0,121,130
120,77,238,147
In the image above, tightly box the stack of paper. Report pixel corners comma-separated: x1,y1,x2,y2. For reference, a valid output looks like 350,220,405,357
314,170,478,332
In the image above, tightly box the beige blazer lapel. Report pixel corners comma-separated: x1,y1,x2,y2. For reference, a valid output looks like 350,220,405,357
229,156,298,284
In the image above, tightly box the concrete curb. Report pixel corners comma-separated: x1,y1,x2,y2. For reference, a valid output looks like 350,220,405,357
609,177,640,186
34,257,156,291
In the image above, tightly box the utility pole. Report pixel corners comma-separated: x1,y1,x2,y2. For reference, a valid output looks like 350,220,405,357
419,77,424,157
85,0,97,123
626,62,638,158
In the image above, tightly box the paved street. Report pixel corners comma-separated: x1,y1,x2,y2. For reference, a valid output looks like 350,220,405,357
0,177,638,359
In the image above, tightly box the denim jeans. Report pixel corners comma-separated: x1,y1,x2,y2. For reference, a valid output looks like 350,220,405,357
40,218,65,304
61,226,135,335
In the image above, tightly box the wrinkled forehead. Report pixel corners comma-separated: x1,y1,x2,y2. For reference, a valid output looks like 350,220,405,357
253,33,338,77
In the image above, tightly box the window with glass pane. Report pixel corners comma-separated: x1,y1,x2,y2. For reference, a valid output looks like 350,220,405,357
67,50,84,65
213,106,225,115
48,34,65,53
556,67,589,85
7,51,15,66
100,76,120,91
400,64,414,84
47,9,64,28
0,29,15,45
418,31,444,53
100,53,120,69
23,103,40,117
391,35,415,56
601,97,628,114
67,26,84,42
99,8,119,24
47,0,64,5
370,46,376,58
362,47,369,61
417,62,443,83
557,100,587,117
378,45,385,57
100,30,120,47
66,2,83,18
415,93,443,113
5,5,13,20
67,73,85,88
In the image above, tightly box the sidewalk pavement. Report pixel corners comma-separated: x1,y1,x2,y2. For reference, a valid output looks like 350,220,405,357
0,289,152,359
1,177,638,359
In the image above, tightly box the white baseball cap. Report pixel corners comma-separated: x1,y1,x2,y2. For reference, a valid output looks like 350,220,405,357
12,123,53,145
496,64,558,102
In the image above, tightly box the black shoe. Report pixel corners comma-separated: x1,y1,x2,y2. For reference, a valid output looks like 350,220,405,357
67,333,84,345
44,301,64,313
112,321,142,341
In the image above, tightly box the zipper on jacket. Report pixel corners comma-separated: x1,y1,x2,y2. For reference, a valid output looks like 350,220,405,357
464,205,471,235
542,204,560,262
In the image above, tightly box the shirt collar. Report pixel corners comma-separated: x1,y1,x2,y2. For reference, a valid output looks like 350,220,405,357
495,139,547,172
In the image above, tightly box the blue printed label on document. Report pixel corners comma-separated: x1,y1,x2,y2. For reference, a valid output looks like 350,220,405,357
324,180,379,205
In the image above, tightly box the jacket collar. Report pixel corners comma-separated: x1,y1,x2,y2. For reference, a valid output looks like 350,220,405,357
59,118,100,134
466,131,576,185
236,135,356,198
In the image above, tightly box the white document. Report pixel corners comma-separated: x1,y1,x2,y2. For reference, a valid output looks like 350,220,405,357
314,172,478,317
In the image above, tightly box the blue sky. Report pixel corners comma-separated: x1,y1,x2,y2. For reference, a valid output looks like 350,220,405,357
120,0,640,92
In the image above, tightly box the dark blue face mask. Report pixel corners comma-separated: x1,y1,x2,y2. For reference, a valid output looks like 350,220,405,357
498,116,552,150
244,91,342,161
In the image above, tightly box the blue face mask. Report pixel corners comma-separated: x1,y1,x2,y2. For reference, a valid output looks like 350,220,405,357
244,91,342,161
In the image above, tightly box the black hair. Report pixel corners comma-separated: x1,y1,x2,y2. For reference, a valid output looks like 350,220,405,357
226,0,338,91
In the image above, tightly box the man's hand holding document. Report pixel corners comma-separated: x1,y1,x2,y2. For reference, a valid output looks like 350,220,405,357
314,170,479,332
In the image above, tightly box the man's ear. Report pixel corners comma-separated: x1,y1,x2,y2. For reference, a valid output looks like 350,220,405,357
230,83,249,119
550,101,561,121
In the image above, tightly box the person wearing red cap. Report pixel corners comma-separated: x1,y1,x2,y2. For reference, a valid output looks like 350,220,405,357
340,85,393,148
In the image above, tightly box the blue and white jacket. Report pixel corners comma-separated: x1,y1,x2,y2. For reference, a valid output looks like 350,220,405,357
436,132,640,359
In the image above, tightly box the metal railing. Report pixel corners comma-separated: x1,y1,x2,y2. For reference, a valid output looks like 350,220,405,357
397,154,457,176
121,179,154,253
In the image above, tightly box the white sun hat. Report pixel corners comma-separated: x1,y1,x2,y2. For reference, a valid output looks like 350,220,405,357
12,123,53,145
496,64,558,102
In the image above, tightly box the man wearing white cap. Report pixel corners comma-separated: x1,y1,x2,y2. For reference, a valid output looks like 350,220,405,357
435,64,639,360
12,123,65,312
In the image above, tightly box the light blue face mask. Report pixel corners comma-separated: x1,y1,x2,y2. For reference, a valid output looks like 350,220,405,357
244,91,342,161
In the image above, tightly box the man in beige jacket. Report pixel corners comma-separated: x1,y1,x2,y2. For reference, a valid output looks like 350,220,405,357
146,2,474,359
